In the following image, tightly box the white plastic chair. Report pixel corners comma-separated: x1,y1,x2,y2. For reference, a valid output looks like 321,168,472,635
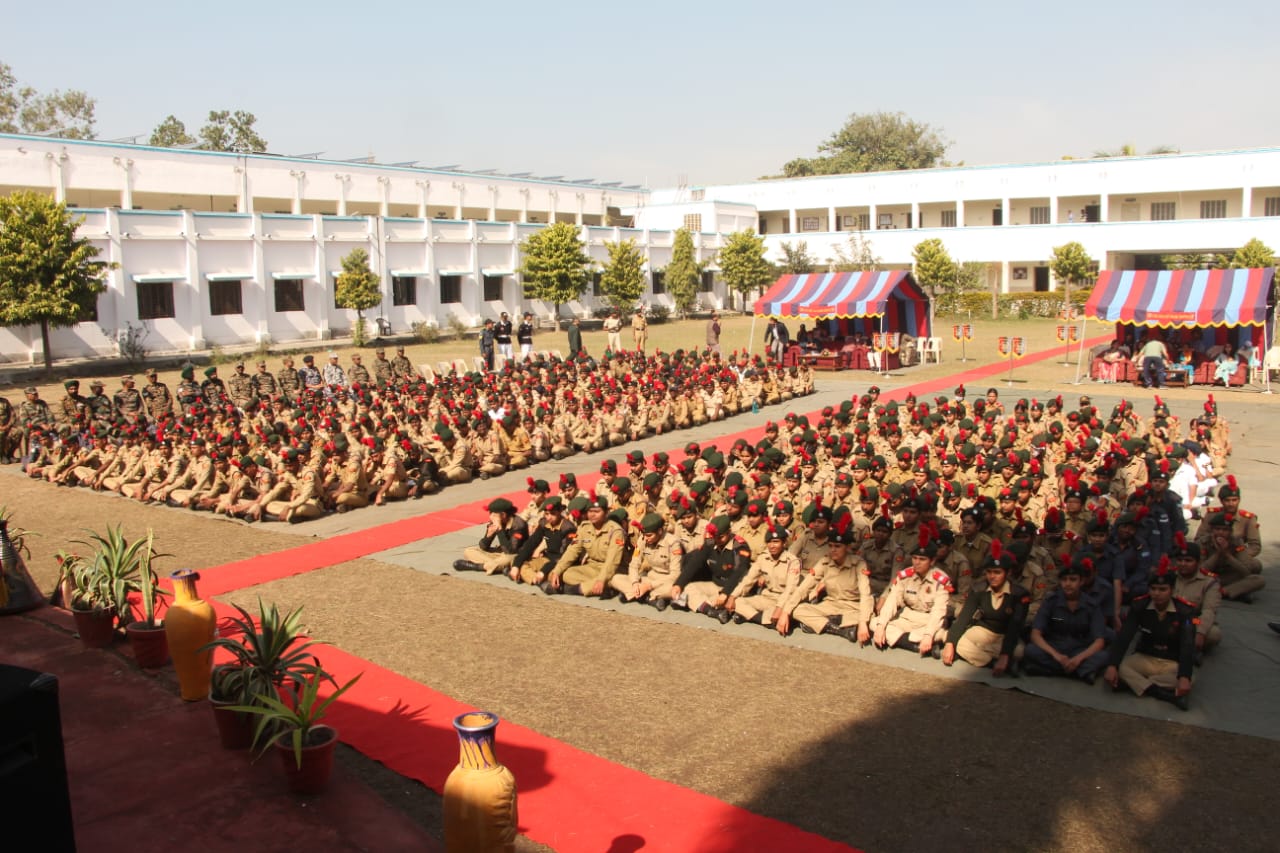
921,337,943,363
1260,346,1280,383
419,364,436,383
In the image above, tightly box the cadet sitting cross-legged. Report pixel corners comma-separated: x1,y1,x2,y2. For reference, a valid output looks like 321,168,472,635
455,497,529,576
1022,558,1110,683
790,516,874,643
943,540,1030,676
872,528,953,657
610,512,684,608
728,523,802,633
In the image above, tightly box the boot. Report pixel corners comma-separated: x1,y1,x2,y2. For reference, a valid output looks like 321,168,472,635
715,607,733,625
453,559,485,572
652,597,670,612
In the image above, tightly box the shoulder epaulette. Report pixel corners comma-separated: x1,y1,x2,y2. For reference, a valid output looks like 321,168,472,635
1199,567,1218,578
927,568,954,591
1240,510,1255,518
895,567,914,582
1207,507,1222,514
1175,596,1196,607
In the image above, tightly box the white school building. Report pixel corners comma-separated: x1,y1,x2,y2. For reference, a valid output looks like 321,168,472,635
1,131,1279,362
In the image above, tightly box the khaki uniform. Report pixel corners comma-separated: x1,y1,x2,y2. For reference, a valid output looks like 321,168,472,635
551,519,627,594
631,313,647,351
788,529,831,572
611,533,683,601
791,552,874,633
263,468,324,521
858,539,906,598
1194,508,1261,558
1174,570,1223,649
1201,541,1265,599
873,566,953,647
731,549,803,624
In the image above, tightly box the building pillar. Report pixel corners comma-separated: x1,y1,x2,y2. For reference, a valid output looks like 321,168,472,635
314,214,330,339
1049,195,1058,224
1099,194,1109,223
911,201,920,229
46,150,68,203
1001,197,1010,227
290,170,306,215
488,185,498,222
235,163,250,213
378,176,390,217
252,213,269,343
869,204,878,231
956,199,965,227
182,210,204,350
114,157,134,209
452,182,465,220
1242,185,1254,218
416,179,430,219
519,188,530,223
828,206,837,232
548,190,558,224
575,192,585,226
788,208,797,234
999,260,1011,295
334,174,349,216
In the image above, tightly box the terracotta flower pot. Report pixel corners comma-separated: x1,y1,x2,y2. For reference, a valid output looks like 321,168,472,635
72,607,117,649
210,699,255,750
125,621,170,668
274,725,338,794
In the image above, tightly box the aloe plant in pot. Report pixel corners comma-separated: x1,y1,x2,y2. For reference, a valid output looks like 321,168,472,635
200,599,323,750
123,530,171,668
229,665,362,794
64,525,160,650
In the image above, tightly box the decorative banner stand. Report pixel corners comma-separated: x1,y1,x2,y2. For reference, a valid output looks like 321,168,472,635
998,335,1026,385
951,323,974,362
1056,323,1081,366
871,331,900,378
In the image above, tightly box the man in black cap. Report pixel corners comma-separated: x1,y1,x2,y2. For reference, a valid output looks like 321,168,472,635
517,311,535,360
495,311,513,361
1023,559,1109,682
298,355,323,395
175,366,201,414
455,497,529,575
480,318,496,370
1104,564,1196,710
1171,537,1222,656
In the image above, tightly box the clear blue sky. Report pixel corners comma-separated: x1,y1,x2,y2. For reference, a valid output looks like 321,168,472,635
5,0,1278,186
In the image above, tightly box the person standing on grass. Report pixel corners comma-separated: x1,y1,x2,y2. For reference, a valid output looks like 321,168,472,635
495,312,514,361
517,312,535,360
604,310,623,352
567,317,584,356
706,310,722,355
631,307,648,353
480,319,496,371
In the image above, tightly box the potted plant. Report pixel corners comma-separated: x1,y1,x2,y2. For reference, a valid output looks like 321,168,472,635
229,666,362,794
65,525,149,649
200,599,322,749
123,530,170,668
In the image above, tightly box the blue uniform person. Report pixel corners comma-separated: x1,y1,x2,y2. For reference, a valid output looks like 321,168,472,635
1023,559,1110,683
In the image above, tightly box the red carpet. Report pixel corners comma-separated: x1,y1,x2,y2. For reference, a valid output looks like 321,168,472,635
185,337,1105,852
200,596,858,853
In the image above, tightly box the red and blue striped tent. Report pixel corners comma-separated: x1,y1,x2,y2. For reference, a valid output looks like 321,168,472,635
753,270,932,339
1084,267,1275,352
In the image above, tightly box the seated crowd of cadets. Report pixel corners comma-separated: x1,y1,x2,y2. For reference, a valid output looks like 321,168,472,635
460,386,1259,712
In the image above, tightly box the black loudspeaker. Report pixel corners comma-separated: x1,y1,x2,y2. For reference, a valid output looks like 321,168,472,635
0,664,76,852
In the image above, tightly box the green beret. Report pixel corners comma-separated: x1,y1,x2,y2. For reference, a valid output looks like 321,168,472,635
706,515,731,536
639,512,665,535
487,497,516,514
203,366,218,378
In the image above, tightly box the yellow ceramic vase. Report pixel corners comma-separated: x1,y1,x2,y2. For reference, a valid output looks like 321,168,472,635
164,569,216,701
443,711,518,853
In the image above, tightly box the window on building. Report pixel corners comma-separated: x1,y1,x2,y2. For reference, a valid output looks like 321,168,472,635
690,189,705,202
209,280,243,316
590,272,603,297
137,281,176,320
274,279,305,312
1265,197,1280,217
683,213,702,232
877,213,894,229
1030,206,1050,225
440,275,462,304
854,214,870,231
392,276,417,306
77,298,99,324
758,217,768,234
483,274,504,302
1151,202,1177,221
651,271,665,295
699,271,715,293
802,216,821,232
1200,199,1227,219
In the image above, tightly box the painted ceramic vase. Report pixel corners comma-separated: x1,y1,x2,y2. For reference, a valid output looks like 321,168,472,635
443,711,518,853
164,569,216,700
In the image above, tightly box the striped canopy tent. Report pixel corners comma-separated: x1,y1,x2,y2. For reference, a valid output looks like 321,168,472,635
1080,267,1277,387
1084,267,1275,346
752,270,932,341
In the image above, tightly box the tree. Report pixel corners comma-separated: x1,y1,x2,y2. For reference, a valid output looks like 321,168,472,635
599,239,647,312
519,222,592,327
149,115,195,148
1092,143,1178,158
911,238,957,302
779,240,816,274
198,110,268,153
1049,241,1097,313
778,111,947,178
718,230,774,312
1163,253,1212,270
0,191,111,370
334,248,382,347
0,62,96,138
665,228,700,316
831,232,881,272
1219,238,1275,269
